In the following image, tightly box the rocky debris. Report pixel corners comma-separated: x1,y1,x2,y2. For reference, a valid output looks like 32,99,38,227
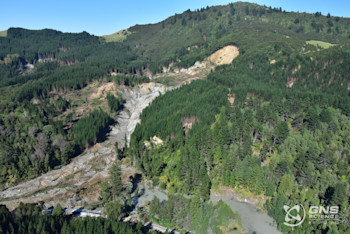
113,83,169,147
173,60,209,76
0,82,168,210
89,82,117,99
0,46,240,211
24,64,34,73
181,116,198,134
228,93,235,105
286,77,297,88
149,45,239,86
144,136,164,148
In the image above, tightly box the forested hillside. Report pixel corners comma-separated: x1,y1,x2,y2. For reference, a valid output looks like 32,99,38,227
122,2,350,72
0,28,149,186
125,3,350,233
129,48,350,232
0,2,349,233
0,204,142,233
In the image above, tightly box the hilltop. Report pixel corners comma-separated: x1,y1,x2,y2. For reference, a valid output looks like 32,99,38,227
0,30,7,37
106,2,350,72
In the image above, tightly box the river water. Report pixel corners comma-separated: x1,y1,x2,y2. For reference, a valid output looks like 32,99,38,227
134,182,169,207
210,195,281,234
135,182,280,234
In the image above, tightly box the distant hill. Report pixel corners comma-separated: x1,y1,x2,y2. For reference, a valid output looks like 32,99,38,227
102,29,131,42
0,30,7,37
116,2,350,72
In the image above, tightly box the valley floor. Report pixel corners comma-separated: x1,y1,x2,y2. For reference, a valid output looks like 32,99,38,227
0,83,168,210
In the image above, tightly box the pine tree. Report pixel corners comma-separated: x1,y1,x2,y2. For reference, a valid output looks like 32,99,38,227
52,203,64,216
274,121,289,145
277,174,294,196
109,163,123,200
213,146,223,166
199,167,210,201
103,201,123,220
230,4,235,15
149,196,161,215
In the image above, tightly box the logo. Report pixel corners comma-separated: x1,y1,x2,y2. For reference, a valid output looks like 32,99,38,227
308,206,340,222
283,204,306,227
309,206,338,214
283,204,342,227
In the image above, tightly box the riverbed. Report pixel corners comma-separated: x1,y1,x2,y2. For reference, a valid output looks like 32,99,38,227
134,182,280,234
210,195,280,234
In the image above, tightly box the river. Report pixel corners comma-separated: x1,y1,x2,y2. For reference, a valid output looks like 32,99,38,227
210,195,280,234
134,182,280,234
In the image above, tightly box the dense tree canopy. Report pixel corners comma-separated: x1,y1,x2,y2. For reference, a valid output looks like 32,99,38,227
128,39,350,233
0,204,141,234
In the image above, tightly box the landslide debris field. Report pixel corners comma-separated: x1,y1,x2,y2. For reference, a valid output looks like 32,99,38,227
0,46,239,210
0,83,168,210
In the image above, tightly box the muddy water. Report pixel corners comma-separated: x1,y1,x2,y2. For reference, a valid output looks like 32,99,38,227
210,195,281,234
134,182,168,208
135,182,280,234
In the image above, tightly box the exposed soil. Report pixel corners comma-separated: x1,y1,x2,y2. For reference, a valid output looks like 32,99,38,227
208,45,239,65
181,116,198,134
89,82,117,99
151,45,240,87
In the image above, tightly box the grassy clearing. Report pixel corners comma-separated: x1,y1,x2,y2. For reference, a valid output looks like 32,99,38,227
306,40,336,49
156,76,177,87
0,30,7,37
103,29,131,42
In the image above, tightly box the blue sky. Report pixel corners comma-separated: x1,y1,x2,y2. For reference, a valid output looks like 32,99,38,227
1,0,349,36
